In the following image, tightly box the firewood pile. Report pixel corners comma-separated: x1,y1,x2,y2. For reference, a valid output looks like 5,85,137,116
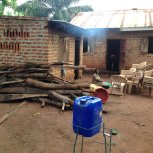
0,63,90,110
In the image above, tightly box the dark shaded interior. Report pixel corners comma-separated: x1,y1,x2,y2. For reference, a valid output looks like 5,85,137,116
74,38,80,79
106,39,121,72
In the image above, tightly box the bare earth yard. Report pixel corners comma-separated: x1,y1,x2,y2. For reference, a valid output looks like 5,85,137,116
0,74,152,153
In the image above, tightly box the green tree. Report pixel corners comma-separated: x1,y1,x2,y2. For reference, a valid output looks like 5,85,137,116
0,0,17,16
16,0,93,21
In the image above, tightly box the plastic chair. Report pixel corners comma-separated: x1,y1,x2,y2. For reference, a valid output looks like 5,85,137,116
125,68,136,79
127,71,144,94
110,75,127,96
132,62,147,71
120,70,130,78
142,70,153,96
120,68,136,79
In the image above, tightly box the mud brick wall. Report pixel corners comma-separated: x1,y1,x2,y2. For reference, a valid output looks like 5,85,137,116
83,30,153,71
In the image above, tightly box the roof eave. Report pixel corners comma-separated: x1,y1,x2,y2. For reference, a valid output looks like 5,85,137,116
120,27,153,31
48,20,86,37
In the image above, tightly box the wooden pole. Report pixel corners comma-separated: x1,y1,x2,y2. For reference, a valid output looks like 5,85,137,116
0,94,48,102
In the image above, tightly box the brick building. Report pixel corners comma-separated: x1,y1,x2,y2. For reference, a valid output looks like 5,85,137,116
71,9,153,72
0,16,84,79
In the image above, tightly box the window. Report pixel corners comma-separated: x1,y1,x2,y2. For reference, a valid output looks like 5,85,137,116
148,37,153,54
141,37,153,54
83,38,88,53
83,37,96,53
58,37,69,62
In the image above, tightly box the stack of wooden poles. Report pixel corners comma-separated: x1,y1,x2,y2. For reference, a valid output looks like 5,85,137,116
0,62,90,110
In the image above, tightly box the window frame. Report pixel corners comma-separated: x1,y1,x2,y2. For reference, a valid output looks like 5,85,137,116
83,37,96,53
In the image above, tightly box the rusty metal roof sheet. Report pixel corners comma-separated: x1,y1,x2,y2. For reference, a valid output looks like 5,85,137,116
70,9,153,30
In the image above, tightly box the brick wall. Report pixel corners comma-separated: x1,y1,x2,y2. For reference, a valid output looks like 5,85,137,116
0,16,49,64
0,16,83,79
83,30,153,71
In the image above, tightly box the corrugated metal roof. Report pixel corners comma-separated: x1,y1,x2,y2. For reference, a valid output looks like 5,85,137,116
70,9,153,30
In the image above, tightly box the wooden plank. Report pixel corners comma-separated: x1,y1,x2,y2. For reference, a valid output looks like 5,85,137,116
0,94,48,102
0,68,50,75
0,80,24,86
0,87,48,94
51,65,86,70
0,101,27,124
8,73,48,78
0,87,82,95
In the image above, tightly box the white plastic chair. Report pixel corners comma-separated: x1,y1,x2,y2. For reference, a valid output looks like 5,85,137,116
110,75,127,96
142,70,153,96
127,71,144,94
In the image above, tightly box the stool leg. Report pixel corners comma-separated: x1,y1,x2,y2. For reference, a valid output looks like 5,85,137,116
73,134,78,153
81,136,84,153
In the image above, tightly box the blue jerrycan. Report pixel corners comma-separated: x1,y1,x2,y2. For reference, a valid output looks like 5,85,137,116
73,96,102,137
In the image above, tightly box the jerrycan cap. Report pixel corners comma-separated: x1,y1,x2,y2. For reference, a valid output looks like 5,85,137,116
80,99,87,105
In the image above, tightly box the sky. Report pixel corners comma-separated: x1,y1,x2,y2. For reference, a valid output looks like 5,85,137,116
17,0,153,11
79,0,153,11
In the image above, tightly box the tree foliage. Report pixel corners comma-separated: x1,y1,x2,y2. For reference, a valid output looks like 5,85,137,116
0,0,17,16
16,0,93,21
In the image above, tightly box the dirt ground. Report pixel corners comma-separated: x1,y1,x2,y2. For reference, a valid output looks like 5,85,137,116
0,74,152,153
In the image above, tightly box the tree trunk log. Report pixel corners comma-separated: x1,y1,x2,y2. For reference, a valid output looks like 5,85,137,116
25,78,89,90
38,98,69,108
48,91,73,106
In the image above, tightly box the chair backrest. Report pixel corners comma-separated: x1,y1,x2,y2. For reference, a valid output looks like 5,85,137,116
135,71,144,80
140,62,147,67
130,67,137,73
132,71,144,84
144,64,153,71
144,69,153,77
120,70,129,77
132,64,140,69
111,75,127,85
125,68,136,79
132,62,147,71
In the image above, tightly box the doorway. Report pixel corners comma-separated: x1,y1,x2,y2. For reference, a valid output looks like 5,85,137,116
74,38,80,79
106,39,121,72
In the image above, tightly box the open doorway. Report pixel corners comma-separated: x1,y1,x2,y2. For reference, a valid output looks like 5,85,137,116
74,38,80,79
106,39,121,72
